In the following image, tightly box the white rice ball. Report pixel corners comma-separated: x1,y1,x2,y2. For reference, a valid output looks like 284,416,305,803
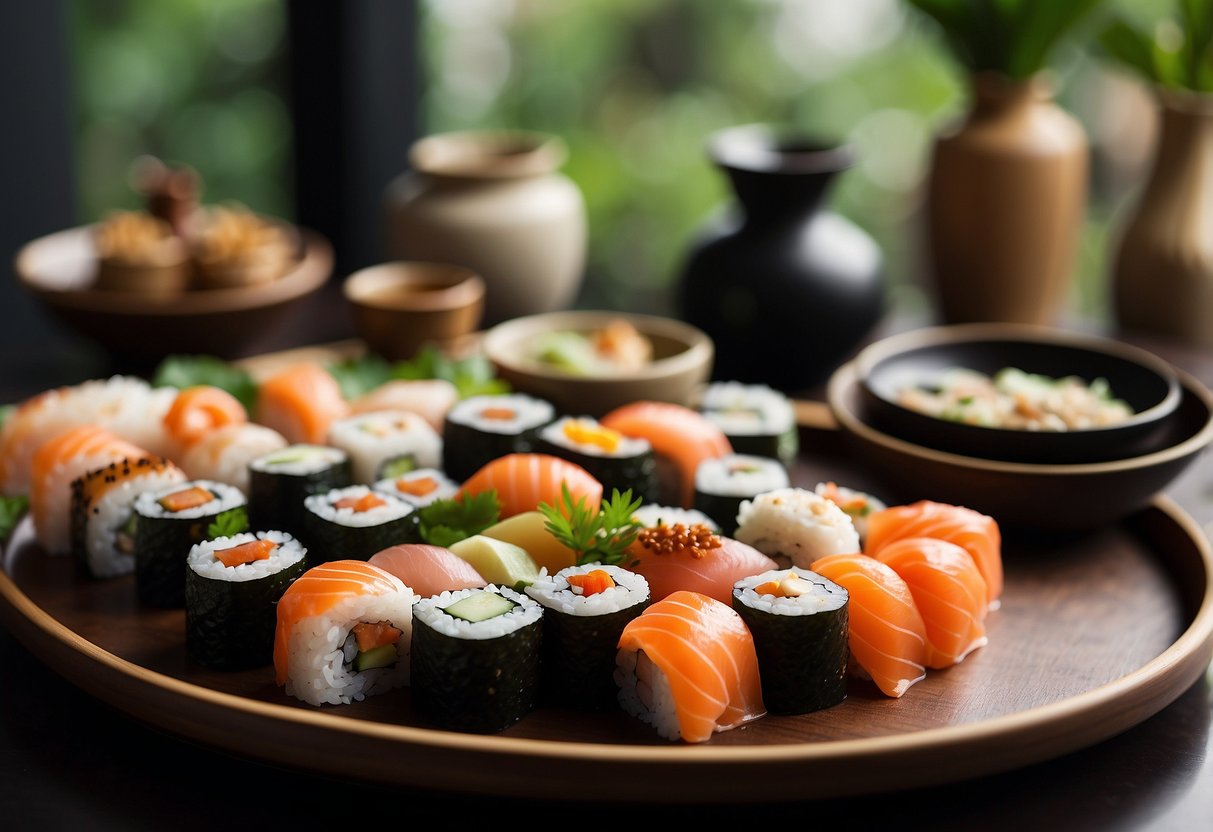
734,487,860,568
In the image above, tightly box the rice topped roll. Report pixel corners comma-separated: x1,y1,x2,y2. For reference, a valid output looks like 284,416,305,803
327,409,443,484
70,456,187,579
372,467,459,508
631,503,719,532
133,479,247,607
697,381,799,467
301,484,417,564
411,585,543,733
536,416,658,503
186,530,308,671
734,487,860,569
525,564,651,710
732,567,849,715
442,394,555,483
693,454,790,536
275,559,415,705
248,443,352,537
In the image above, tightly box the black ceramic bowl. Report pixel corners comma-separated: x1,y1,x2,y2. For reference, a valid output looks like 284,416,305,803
854,324,1182,464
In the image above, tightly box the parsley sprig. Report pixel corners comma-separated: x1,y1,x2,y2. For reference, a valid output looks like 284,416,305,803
0,495,29,542
417,491,501,548
206,506,249,540
539,485,643,566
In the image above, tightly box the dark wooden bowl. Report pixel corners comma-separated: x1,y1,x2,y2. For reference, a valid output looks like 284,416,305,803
854,324,1182,464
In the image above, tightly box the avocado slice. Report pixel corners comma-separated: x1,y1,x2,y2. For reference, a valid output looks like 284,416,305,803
449,535,540,588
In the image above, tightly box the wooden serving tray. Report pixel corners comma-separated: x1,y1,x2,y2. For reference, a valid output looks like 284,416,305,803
2,444,1211,802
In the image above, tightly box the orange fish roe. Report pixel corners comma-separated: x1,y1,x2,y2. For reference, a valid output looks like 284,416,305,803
334,493,388,512
637,523,721,559
214,539,277,568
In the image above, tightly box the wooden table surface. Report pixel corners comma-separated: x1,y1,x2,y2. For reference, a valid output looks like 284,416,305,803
1,294,1211,828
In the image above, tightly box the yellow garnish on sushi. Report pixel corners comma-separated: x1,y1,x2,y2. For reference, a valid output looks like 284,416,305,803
753,574,816,598
562,418,622,453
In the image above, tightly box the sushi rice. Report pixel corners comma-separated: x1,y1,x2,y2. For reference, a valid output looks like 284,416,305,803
327,409,443,484
632,503,719,531
734,487,860,569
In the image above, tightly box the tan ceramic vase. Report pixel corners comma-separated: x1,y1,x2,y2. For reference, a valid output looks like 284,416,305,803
926,73,1088,325
1112,91,1213,345
383,130,587,327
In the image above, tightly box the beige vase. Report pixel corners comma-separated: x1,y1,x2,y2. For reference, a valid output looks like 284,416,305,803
383,130,587,327
1112,91,1213,345
926,73,1088,325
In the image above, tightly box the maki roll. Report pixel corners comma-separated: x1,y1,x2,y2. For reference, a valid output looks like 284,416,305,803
274,559,415,705
70,456,187,579
186,531,308,671
693,454,790,536
732,567,849,715
697,381,799,467
372,467,459,508
411,585,543,733
734,487,860,569
178,422,287,494
327,409,443,484
536,417,658,502
525,564,650,710
133,479,247,607
442,394,555,482
301,485,417,564
248,444,352,537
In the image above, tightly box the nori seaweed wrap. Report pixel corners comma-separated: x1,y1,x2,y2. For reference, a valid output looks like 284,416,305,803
410,586,543,733
698,382,799,468
185,531,308,671
442,394,554,482
536,417,659,503
692,454,789,536
300,485,417,564
248,444,352,537
731,567,849,715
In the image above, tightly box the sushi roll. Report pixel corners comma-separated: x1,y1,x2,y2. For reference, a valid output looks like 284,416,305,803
734,487,860,569
631,503,719,532
274,559,415,705
255,362,349,445
697,381,799,467
732,568,849,715
626,521,777,604
411,585,543,733
301,485,417,564
600,401,732,508
372,467,459,508
350,379,459,433
442,394,555,483
133,479,247,607
693,454,790,536
458,453,602,518
615,590,765,743
186,531,308,671
327,409,443,484
525,564,651,710
247,444,352,537
70,456,187,579
178,422,288,494
814,482,886,542
536,417,658,503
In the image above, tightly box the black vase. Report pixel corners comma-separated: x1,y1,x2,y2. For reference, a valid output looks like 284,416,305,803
677,125,885,392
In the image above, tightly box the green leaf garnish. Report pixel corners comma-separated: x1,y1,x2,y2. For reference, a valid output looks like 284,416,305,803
0,404,14,431
417,491,501,548
539,485,643,566
152,355,257,413
327,354,394,400
207,506,249,540
392,344,510,399
0,495,29,542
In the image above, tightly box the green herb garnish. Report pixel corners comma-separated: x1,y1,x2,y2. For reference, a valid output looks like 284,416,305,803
0,495,29,542
539,485,643,566
207,506,249,540
0,404,14,430
417,491,501,548
327,354,394,400
152,355,258,413
393,344,510,399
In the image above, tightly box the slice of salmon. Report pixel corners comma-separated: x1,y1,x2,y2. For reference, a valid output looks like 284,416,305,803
626,526,777,604
163,385,247,450
865,500,1003,608
369,544,487,599
873,537,989,669
256,363,349,445
457,453,603,519
810,553,929,698
616,590,765,742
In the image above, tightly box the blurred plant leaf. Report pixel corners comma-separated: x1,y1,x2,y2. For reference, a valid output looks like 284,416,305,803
152,355,257,413
1098,19,1162,83
327,354,394,400
1179,0,1213,89
1009,0,1105,80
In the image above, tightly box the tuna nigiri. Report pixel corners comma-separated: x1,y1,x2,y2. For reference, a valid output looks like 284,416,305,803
256,363,349,445
163,385,247,451
873,537,988,669
369,543,487,598
626,522,777,604
458,453,603,519
616,589,765,743
600,401,732,508
810,553,929,698
865,500,1003,608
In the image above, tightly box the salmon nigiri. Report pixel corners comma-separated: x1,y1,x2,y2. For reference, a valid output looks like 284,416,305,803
873,537,988,669
163,385,247,451
616,590,765,742
810,553,929,698
864,500,1003,608
369,543,487,599
256,362,349,445
600,401,732,508
458,453,603,518
626,523,777,604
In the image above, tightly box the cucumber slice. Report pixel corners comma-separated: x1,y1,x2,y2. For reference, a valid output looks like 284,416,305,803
377,455,417,480
445,591,516,623
353,643,398,672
